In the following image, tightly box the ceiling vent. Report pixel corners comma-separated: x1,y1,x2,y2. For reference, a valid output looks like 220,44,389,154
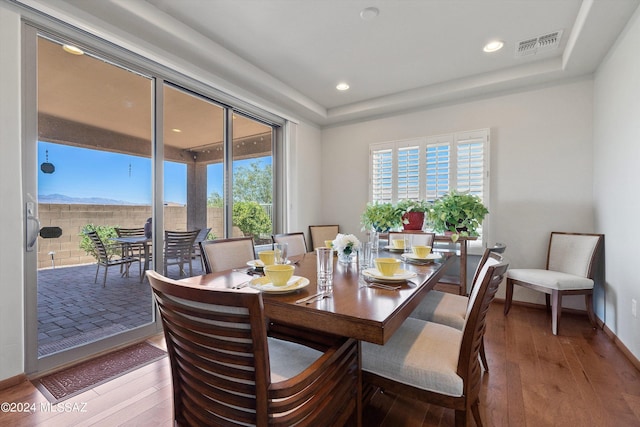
515,30,563,57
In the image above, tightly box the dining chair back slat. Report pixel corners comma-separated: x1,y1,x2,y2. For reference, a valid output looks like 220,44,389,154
272,232,307,257
146,270,360,426
200,237,256,274
309,225,339,251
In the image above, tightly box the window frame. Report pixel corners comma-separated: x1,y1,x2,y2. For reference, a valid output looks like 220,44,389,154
369,129,490,247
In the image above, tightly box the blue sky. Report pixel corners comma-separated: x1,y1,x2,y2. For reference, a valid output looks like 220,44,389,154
38,141,271,205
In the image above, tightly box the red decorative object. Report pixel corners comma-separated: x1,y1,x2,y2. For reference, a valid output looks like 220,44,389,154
402,211,425,230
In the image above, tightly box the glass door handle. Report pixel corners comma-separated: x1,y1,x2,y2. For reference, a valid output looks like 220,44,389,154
26,200,41,252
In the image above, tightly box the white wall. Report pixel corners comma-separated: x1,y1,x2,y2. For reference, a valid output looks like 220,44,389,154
593,7,640,359
321,80,596,308
0,5,25,380
287,120,323,247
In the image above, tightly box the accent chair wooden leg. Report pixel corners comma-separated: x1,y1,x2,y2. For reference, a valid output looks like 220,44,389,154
545,294,551,312
551,290,561,335
585,292,597,327
504,279,514,315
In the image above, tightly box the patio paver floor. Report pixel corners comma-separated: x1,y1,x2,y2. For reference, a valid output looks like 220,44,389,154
37,260,204,356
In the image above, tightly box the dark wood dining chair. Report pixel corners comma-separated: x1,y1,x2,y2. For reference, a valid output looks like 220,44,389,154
505,232,603,335
85,230,140,287
146,270,360,426
272,232,307,257
163,229,200,277
308,225,339,251
199,237,256,273
388,231,435,248
409,247,505,371
361,260,509,427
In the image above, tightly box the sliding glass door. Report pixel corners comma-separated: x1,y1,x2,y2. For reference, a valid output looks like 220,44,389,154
23,23,281,374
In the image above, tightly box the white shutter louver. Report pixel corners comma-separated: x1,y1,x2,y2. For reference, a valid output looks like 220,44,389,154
425,143,450,201
457,139,485,198
397,146,420,200
371,148,393,203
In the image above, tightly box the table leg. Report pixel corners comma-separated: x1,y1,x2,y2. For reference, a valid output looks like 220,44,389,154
459,240,468,295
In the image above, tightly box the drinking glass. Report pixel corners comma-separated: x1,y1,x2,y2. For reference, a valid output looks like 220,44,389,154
274,243,288,264
358,242,373,270
316,247,334,295
370,231,380,253
404,234,412,254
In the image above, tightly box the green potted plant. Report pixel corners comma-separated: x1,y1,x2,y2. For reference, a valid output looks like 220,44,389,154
427,191,488,240
361,202,407,232
396,199,430,230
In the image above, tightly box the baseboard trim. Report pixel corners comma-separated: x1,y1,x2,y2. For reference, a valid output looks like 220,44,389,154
497,298,640,371
600,321,640,372
0,373,28,391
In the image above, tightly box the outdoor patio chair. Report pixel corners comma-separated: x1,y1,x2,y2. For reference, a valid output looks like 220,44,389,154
146,270,360,426
200,237,256,273
191,227,212,269
164,229,200,277
309,224,339,250
85,230,141,287
362,260,509,427
272,232,307,257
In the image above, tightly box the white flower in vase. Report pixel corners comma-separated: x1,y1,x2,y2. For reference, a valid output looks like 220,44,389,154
332,233,361,263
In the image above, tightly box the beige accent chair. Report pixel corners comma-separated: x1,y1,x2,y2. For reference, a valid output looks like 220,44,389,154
199,237,256,273
409,246,505,371
504,232,604,335
362,259,509,427
147,270,360,426
272,232,307,258
309,224,339,250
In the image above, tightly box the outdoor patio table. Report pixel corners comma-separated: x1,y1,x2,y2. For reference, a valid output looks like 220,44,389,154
113,235,152,282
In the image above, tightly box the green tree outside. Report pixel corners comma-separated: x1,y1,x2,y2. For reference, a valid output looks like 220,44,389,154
207,160,273,238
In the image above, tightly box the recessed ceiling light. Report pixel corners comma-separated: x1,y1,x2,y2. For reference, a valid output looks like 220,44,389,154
483,40,504,53
171,128,182,133
336,82,350,91
360,7,379,20
62,44,84,55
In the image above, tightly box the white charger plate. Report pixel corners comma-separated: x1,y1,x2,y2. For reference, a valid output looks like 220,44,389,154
362,268,417,283
401,253,442,263
247,259,291,269
249,276,310,294
383,245,405,253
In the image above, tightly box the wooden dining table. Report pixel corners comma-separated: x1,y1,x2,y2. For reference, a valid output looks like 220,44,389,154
179,249,454,345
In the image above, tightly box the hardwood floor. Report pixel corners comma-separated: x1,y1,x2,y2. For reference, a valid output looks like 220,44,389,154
1,302,639,426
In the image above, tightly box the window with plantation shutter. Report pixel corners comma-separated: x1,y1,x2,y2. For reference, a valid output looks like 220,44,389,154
369,129,490,245
370,146,393,203
456,133,486,199
425,138,451,201
396,145,420,200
